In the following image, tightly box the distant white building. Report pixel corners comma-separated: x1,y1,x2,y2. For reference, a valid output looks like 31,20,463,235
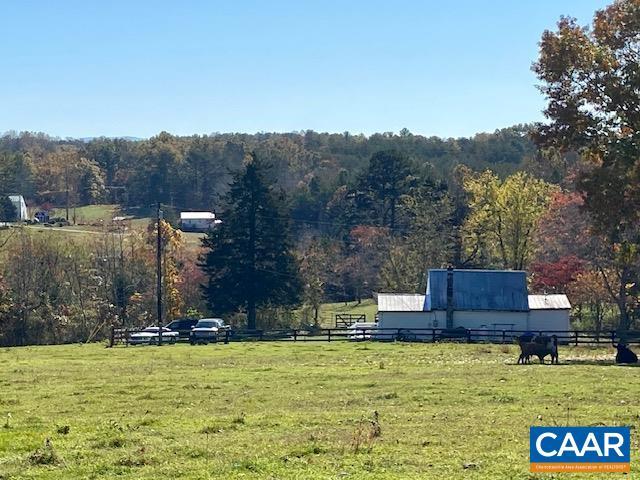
180,212,220,232
376,269,571,337
8,195,28,221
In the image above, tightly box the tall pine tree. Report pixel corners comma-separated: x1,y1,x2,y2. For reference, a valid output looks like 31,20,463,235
200,154,302,329
0,196,17,222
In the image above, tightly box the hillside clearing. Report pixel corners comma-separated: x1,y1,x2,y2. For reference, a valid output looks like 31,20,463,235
317,299,378,327
0,342,637,479
51,204,119,224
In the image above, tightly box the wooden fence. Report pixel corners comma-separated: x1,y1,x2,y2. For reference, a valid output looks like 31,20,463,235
334,313,366,328
109,326,640,347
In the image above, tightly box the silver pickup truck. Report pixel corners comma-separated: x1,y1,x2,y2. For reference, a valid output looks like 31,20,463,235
189,318,229,344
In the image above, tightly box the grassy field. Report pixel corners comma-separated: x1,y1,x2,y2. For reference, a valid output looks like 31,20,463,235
51,205,119,224
318,299,378,326
0,342,638,479
26,204,208,252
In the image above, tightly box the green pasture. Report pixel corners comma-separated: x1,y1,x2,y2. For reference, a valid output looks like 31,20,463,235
0,342,637,479
50,205,119,224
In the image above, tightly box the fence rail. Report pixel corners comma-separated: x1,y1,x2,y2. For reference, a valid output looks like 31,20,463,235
109,326,640,347
335,313,366,328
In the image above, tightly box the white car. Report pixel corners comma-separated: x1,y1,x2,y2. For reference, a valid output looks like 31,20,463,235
190,318,228,344
348,322,378,341
129,326,179,345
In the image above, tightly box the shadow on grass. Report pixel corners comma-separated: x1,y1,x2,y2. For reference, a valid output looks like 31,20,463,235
507,358,639,367
121,205,154,219
563,359,640,367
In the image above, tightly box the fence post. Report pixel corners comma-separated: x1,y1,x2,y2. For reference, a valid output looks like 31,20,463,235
328,329,331,342
502,330,506,344
610,330,615,345
109,326,115,348
259,329,264,341
574,331,579,347
466,329,472,343
224,329,229,344
432,328,436,343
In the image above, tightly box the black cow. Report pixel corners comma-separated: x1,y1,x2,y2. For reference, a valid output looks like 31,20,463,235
518,335,558,364
615,343,638,364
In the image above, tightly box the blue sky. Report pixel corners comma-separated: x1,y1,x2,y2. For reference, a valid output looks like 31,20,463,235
1,0,609,139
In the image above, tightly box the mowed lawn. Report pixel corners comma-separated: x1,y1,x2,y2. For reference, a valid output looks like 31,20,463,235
0,342,638,479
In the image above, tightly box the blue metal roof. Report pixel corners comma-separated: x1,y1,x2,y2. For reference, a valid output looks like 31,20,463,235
424,269,529,312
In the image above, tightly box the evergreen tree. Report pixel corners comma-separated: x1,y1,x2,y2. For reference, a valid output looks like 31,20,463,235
362,150,415,230
0,196,17,222
200,154,302,329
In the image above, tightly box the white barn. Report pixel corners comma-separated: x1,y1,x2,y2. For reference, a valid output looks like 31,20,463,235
8,195,28,221
377,269,571,337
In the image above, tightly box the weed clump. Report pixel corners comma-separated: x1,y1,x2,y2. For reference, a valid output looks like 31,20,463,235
118,456,149,467
108,436,126,448
28,439,60,466
94,434,126,449
117,448,151,467
199,424,223,434
232,412,246,425
199,413,245,434
56,425,70,435
233,459,260,472
350,411,381,453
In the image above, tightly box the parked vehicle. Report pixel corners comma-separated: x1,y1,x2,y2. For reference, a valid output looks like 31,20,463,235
348,322,378,341
34,211,50,223
190,318,228,345
436,326,469,342
46,217,70,227
129,326,179,345
164,318,199,338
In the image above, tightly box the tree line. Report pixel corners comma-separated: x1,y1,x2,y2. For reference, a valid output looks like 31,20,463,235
0,125,538,214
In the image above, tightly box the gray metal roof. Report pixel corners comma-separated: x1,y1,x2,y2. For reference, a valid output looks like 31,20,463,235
425,269,529,312
528,294,571,310
377,294,426,312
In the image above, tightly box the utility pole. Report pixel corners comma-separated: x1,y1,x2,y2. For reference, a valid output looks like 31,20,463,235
156,202,163,346
64,165,70,221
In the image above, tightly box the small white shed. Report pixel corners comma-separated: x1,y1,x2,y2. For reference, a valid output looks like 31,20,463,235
180,212,220,232
376,294,428,330
527,294,571,332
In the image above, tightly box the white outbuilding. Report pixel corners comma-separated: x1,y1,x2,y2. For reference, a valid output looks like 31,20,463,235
376,269,571,337
180,212,221,232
